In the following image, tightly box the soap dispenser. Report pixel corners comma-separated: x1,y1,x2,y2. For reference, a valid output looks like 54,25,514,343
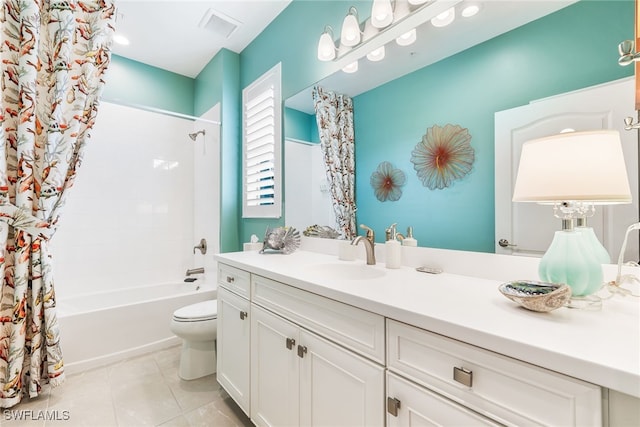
402,226,418,247
385,223,402,269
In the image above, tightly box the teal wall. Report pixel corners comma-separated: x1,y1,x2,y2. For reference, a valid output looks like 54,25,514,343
284,107,319,143
353,0,634,252
103,0,634,253
104,55,194,115
194,49,242,253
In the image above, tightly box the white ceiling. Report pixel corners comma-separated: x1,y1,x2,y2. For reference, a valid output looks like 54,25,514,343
112,0,292,78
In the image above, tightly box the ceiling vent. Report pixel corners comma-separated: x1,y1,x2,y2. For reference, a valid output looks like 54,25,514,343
199,8,242,39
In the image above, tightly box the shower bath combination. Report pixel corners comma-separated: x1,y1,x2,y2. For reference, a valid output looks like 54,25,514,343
189,129,206,140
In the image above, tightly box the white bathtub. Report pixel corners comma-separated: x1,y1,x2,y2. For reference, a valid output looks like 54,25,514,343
57,280,216,374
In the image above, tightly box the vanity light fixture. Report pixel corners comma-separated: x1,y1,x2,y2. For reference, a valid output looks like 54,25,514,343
431,7,455,28
341,7,361,47
342,61,359,73
396,28,417,46
371,0,394,28
317,25,336,61
512,130,632,302
367,46,386,62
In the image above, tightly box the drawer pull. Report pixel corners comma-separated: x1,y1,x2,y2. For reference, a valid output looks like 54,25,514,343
226,276,235,283
286,338,296,350
387,397,401,417
453,366,473,387
297,345,307,358
240,311,248,320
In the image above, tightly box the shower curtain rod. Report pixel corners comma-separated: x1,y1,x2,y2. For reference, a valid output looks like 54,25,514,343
101,97,222,125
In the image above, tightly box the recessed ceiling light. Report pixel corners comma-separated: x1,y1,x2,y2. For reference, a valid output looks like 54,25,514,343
113,33,130,46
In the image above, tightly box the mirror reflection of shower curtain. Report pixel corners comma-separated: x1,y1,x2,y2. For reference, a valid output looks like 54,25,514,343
312,86,357,240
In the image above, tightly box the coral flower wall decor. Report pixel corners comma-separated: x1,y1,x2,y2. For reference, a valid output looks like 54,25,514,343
411,124,475,190
370,161,407,202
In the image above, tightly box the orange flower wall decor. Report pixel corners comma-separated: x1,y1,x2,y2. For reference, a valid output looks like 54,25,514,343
370,161,406,202
410,124,475,190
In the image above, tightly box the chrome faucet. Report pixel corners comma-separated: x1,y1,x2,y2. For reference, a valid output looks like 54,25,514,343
351,224,376,265
186,267,204,276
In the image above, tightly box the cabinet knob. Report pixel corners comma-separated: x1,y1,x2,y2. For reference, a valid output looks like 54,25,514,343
286,338,296,350
226,276,235,283
387,397,401,417
297,345,307,358
240,311,248,320
453,366,473,387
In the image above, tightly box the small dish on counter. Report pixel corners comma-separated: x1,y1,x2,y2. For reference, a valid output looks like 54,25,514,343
499,280,571,312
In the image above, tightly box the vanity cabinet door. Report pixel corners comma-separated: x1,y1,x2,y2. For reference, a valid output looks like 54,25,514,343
251,305,299,427
387,372,500,427
217,286,251,416
299,329,385,427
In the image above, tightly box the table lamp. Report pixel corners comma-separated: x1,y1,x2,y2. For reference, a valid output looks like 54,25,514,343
512,130,632,298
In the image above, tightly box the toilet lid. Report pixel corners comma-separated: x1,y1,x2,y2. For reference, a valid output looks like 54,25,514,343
173,300,217,322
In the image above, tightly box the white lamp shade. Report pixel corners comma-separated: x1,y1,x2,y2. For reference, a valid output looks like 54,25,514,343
512,130,632,204
341,13,361,47
317,31,335,61
431,7,455,27
371,0,393,28
342,60,358,73
396,28,417,46
366,46,385,61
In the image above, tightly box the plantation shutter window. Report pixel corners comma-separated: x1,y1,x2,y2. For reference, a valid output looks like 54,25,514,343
243,63,282,218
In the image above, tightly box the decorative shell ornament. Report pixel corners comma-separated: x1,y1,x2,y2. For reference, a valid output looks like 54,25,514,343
498,280,571,312
260,226,301,254
303,225,340,239
411,124,475,190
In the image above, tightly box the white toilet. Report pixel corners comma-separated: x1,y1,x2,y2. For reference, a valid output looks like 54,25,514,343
170,299,217,380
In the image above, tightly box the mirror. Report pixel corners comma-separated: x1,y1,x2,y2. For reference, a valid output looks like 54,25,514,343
284,0,639,255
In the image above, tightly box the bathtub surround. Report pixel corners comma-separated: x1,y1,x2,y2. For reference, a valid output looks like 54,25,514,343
0,0,116,408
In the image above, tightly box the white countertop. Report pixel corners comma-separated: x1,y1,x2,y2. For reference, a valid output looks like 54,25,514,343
215,249,640,398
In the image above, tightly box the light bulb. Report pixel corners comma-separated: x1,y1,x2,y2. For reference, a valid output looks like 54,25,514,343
396,28,416,46
431,7,455,27
367,46,385,62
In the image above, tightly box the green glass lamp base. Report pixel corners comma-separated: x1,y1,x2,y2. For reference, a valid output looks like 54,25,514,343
539,230,603,297
577,226,611,264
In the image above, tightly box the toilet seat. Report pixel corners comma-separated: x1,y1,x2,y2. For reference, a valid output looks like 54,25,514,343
173,300,217,322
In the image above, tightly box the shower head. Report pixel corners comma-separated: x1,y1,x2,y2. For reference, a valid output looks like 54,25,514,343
188,129,205,141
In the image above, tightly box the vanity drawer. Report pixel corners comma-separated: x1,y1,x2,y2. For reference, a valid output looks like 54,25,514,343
218,263,250,298
387,319,601,426
251,274,385,364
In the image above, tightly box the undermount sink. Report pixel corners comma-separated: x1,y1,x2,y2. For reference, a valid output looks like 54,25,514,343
307,263,386,280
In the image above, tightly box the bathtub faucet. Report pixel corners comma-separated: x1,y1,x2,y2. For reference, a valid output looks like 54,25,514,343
186,267,205,276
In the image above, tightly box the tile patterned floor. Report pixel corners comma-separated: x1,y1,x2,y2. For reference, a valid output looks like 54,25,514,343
2,346,252,427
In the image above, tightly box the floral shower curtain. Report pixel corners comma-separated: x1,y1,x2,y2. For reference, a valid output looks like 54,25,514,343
0,0,115,408
312,86,357,240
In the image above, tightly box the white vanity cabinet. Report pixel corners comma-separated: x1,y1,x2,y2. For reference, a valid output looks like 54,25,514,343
386,319,602,426
250,274,385,427
251,304,385,427
217,264,251,416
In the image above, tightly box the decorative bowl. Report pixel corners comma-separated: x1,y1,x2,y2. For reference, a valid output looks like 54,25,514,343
498,280,571,312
